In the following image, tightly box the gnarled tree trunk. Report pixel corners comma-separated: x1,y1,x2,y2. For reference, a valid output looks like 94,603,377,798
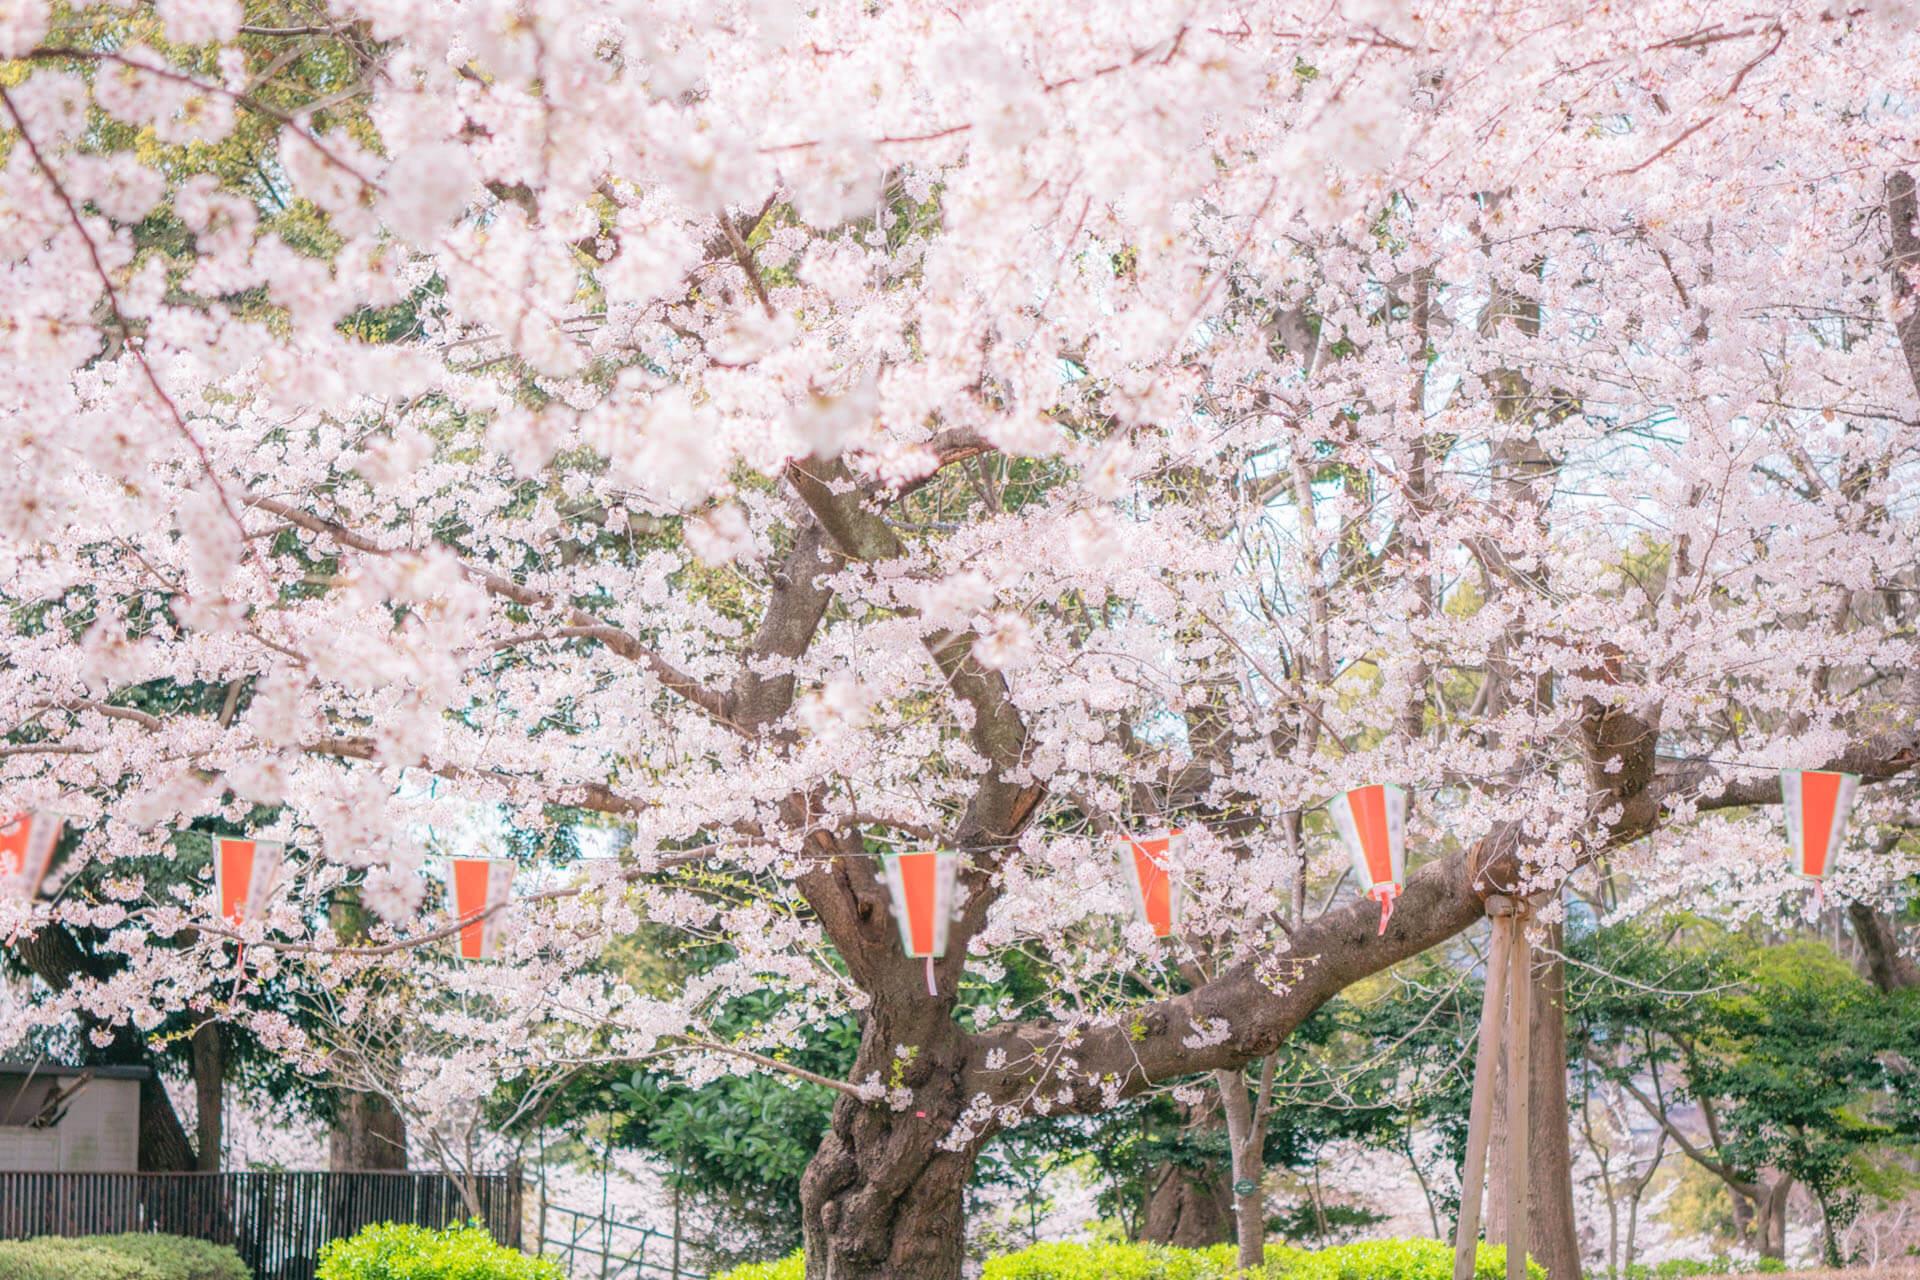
1142,1163,1232,1246
1140,1094,1232,1245
799,996,974,1280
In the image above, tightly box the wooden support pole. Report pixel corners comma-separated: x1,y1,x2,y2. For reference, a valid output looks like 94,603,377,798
1505,906,1534,1280
1452,896,1515,1280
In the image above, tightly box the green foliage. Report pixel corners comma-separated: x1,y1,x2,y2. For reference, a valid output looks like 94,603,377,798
1572,919,1920,1260
533,986,857,1261
712,1239,1542,1280
62,1236,248,1280
1601,1257,1786,1278
983,1240,1248,1279
708,1257,803,1280
0,1240,162,1280
315,1223,563,1280
0,1234,249,1280
1274,1239,1538,1280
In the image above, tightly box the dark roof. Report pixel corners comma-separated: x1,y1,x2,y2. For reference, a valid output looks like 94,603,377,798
0,1061,151,1081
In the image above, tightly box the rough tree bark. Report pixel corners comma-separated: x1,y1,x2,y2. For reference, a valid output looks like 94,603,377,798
330,1090,410,1171
191,1021,224,1171
1142,1164,1233,1246
326,890,411,1170
1140,1096,1233,1245
798,982,975,1279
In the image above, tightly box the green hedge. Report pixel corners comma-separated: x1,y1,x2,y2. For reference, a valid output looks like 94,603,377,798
713,1239,1545,1280
316,1223,564,1280
1613,1261,1787,1279
0,1234,248,1280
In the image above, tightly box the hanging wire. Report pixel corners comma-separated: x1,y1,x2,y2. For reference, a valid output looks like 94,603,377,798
22,747,1901,864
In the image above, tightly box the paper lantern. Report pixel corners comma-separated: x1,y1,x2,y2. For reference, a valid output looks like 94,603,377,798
213,836,284,926
1114,830,1185,939
446,857,517,961
1329,784,1408,935
883,850,958,995
1780,769,1860,882
0,812,63,901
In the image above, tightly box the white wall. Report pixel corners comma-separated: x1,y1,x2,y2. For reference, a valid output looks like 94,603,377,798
0,1075,141,1172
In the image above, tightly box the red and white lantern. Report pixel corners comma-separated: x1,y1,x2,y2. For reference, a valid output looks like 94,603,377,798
0,812,63,901
1329,784,1408,935
1780,769,1860,883
446,857,516,961
883,850,958,995
213,836,285,927
1114,830,1185,940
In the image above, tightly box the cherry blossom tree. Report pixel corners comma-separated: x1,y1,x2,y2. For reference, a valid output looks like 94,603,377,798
5,3,1920,1277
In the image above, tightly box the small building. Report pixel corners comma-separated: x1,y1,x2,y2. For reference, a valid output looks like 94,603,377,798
0,1061,145,1172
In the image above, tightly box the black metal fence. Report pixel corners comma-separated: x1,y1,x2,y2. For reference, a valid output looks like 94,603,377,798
0,1170,522,1280
534,1200,703,1279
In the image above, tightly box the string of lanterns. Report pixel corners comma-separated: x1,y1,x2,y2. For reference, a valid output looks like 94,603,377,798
0,768,1878,966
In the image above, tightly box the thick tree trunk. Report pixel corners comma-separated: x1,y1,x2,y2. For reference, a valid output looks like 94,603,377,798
1142,1162,1233,1246
191,1022,224,1171
799,993,977,1280
326,890,410,1170
329,1090,409,1170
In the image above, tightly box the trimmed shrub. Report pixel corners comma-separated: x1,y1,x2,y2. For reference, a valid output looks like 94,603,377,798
1616,1261,1788,1278
985,1241,1257,1279
316,1222,564,1280
1278,1239,1542,1280
68,1235,249,1280
711,1256,804,1280
0,1240,164,1280
0,1234,249,1280
714,1239,1548,1280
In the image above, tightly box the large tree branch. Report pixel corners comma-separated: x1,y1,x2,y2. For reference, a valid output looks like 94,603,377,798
783,453,1046,996
964,674,1920,1114
1682,667,1920,809
1888,171,1920,403
729,515,844,729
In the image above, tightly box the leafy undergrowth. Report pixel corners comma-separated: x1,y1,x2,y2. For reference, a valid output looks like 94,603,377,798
714,1238,1545,1280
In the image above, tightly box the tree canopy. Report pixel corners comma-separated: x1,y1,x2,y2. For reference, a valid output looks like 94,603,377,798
3,4,1920,1276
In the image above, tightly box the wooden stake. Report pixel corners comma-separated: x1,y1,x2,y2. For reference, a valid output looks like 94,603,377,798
1505,907,1534,1280
1454,899,1515,1278
1452,897,1514,1280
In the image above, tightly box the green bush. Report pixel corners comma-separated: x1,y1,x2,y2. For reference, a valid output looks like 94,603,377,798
0,1240,163,1280
1277,1239,1541,1280
69,1235,249,1280
710,1256,803,1280
1611,1260,1787,1279
715,1239,1543,1280
316,1223,563,1280
0,1234,249,1280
